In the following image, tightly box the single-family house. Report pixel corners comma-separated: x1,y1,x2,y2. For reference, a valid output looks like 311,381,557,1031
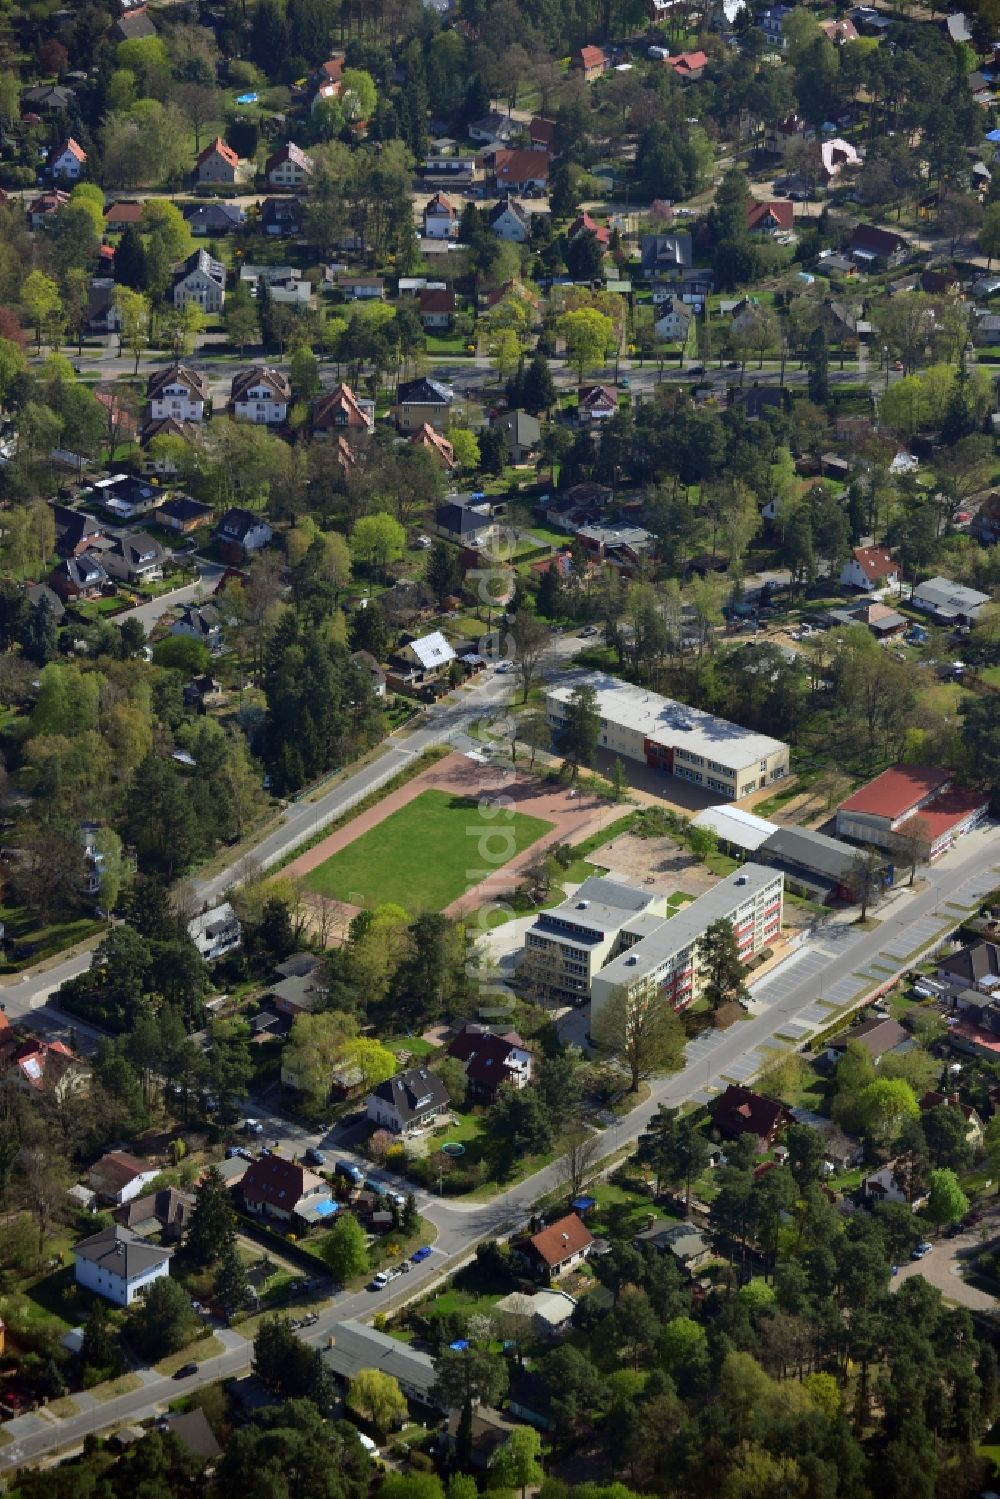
321,1321,440,1409
114,1186,194,1242
574,44,609,79
186,900,241,963
577,384,619,422
89,1151,160,1207
268,966,329,1017
849,223,909,271
50,551,107,601
447,1024,531,1101
911,576,990,626
351,649,387,697
173,249,226,313
494,1290,577,1340
569,211,610,247
89,474,159,522
747,200,794,236
938,940,1000,994
86,277,122,335
104,199,143,230
488,149,549,195
73,1224,171,1306
265,143,313,188
26,189,70,228
147,363,209,422
821,138,862,182
184,673,226,711
394,376,454,433
821,16,859,41
396,629,456,676
184,202,245,236
492,409,541,463
0,1034,88,1102
337,275,385,301
157,495,213,532
665,50,708,79
172,602,223,650
21,83,75,112
861,1159,926,1208
411,422,454,468
53,504,103,559
418,287,456,330
759,4,792,47
139,418,201,471
102,532,167,584
216,507,273,554
313,382,374,432
113,8,156,40
840,545,900,594
517,1212,594,1278
826,1016,907,1065
653,298,692,342
261,196,303,236
469,111,521,146
443,1405,518,1468
241,1155,331,1224
230,366,291,425
712,1085,792,1151
160,1409,222,1466
366,1065,450,1134
530,116,556,149
423,192,458,239
640,233,693,277
633,1220,714,1273
435,496,497,546
919,1089,984,1145
195,137,239,185
488,195,532,243
51,137,86,180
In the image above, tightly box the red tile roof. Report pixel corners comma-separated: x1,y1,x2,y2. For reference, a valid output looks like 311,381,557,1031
570,212,610,245
666,49,708,72
746,199,794,231
55,137,86,162
241,1155,320,1211
713,1085,790,1142
849,545,898,582
527,1212,593,1267
197,136,238,169
530,116,556,146
491,149,550,186
105,199,143,224
419,288,456,314
838,765,952,820
577,45,606,69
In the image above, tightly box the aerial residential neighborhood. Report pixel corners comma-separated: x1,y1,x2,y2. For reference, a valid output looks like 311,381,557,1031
3,0,1000,1491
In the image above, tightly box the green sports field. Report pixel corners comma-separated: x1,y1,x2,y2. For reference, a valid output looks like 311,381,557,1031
302,789,553,912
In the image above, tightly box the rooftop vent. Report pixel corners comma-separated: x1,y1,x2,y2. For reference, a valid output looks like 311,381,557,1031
735,874,749,885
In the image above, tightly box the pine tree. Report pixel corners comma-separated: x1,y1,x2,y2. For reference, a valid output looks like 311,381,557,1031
522,351,557,415
186,1164,236,1267
536,563,562,619
114,225,148,290
216,1242,252,1311
402,1192,420,1236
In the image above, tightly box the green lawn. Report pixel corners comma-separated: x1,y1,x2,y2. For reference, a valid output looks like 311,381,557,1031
302,789,553,911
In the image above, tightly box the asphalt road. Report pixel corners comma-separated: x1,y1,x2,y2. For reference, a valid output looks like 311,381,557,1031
2,815,998,1468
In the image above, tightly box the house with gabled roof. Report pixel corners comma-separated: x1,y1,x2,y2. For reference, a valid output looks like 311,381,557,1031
665,50,708,79
105,199,143,229
569,212,610,246
573,44,609,80
488,149,550,194
147,363,210,422
423,192,458,239
27,189,69,228
530,116,556,149
447,1024,531,1102
517,1212,593,1277
489,196,532,243
230,366,291,425
241,1155,332,1224
184,201,245,236
849,223,908,270
313,382,374,432
51,137,86,180
173,249,225,313
112,7,156,41
89,1151,160,1207
0,1032,89,1102
840,545,900,594
577,385,620,422
747,200,794,236
396,628,456,677
394,376,454,433
102,531,167,584
418,287,456,329
712,1085,792,1151
411,423,454,468
195,136,239,185
216,506,273,555
367,1066,449,1135
266,142,313,188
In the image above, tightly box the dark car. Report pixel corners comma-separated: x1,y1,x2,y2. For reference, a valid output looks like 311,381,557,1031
173,1362,198,1380
304,1148,326,1168
411,1245,433,1263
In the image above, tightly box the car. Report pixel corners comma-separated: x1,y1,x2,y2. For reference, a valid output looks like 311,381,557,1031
494,660,512,673
370,1271,392,1290
726,360,740,369
335,1160,364,1185
579,625,598,638
687,363,705,376
414,535,432,549
173,1362,199,1379
911,1241,933,1260
244,1119,264,1136
619,376,630,390
411,1245,433,1263
945,1221,964,1238
304,1148,326,1168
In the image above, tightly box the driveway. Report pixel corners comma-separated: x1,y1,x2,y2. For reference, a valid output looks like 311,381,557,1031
119,564,225,637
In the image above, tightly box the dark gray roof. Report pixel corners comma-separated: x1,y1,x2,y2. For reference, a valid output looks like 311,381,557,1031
397,377,453,406
322,1320,440,1403
160,1408,222,1462
436,500,492,535
940,941,1000,986
760,825,859,883
370,1065,449,1122
829,1016,908,1056
73,1223,171,1278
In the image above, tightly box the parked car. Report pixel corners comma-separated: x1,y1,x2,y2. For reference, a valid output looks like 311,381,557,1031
911,1241,933,1260
411,1245,433,1263
244,1119,264,1136
335,1160,364,1185
370,1270,393,1290
304,1148,326,1168
173,1362,199,1379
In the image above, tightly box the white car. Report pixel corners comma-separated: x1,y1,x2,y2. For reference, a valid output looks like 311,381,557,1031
495,661,513,673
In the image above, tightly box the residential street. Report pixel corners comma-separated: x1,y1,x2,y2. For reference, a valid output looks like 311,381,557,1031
1,817,998,1469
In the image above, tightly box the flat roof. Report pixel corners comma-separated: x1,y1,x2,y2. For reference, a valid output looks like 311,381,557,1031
530,875,663,944
547,674,787,773
596,864,782,988
692,804,776,852
838,765,951,820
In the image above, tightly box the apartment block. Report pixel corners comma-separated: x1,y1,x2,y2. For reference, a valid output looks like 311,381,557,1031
588,865,784,1020
546,674,789,800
